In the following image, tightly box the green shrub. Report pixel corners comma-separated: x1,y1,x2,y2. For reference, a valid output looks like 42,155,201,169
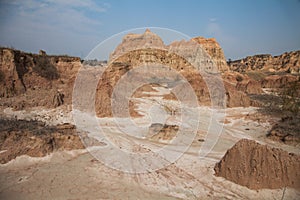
33,56,59,80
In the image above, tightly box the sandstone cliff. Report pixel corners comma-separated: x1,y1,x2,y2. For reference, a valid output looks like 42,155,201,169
109,29,166,63
192,37,229,72
110,30,229,72
95,30,256,117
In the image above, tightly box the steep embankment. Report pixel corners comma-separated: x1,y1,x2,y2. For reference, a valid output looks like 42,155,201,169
0,48,81,109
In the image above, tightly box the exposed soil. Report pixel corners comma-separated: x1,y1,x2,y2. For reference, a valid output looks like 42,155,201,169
0,119,85,164
214,139,300,190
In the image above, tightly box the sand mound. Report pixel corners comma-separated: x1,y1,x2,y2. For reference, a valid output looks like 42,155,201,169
214,139,300,190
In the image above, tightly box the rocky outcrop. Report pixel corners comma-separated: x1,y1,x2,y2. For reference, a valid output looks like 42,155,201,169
192,37,229,72
110,30,229,73
229,51,300,74
109,29,166,63
214,139,300,190
0,47,81,109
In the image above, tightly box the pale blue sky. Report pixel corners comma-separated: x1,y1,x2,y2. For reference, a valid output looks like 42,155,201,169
0,0,299,60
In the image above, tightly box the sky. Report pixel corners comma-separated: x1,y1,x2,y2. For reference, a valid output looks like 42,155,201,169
0,0,300,60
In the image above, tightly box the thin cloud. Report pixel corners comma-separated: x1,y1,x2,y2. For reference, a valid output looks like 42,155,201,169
2,0,109,25
1,0,109,34
46,0,109,12
0,0,110,56
209,18,217,22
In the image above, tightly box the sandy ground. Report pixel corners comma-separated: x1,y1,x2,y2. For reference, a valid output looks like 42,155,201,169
1,86,299,199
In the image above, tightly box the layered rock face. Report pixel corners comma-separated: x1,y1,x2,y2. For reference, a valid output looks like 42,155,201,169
229,51,300,74
109,28,166,62
214,139,300,190
110,30,228,73
95,30,234,117
192,37,229,72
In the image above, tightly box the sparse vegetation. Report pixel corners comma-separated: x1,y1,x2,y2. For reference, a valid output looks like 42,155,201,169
245,71,266,81
33,56,59,80
253,76,300,117
280,77,300,115
236,74,243,82
0,70,5,83
83,59,107,66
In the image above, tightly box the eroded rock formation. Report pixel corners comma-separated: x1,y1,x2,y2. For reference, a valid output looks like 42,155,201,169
229,51,300,74
214,139,300,190
192,37,229,72
0,47,81,109
95,30,258,117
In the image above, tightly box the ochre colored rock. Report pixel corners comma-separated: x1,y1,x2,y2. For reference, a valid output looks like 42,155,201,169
229,51,300,74
0,119,85,164
0,47,81,109
192,37,229,72
214,139,300,190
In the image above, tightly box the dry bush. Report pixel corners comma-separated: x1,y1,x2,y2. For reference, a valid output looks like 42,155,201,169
0,70,4,83
33,56,59,80
280,77,300,115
